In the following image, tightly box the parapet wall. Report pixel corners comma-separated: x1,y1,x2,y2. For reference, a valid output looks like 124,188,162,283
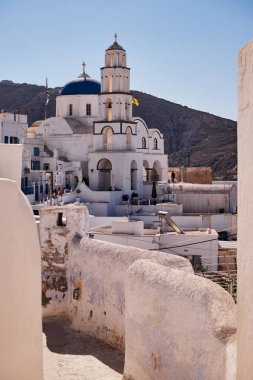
67,238,193,351
124,259,236,380
40,205,236,378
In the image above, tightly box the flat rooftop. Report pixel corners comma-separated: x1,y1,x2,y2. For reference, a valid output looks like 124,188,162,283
90,224,217,236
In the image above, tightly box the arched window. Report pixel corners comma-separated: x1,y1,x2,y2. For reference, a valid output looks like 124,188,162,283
105,99,112,121
153,138,158,150
102,127,113,150
126,127,132,148
142,137,146,149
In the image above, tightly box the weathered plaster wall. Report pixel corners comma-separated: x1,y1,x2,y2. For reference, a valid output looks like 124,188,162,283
124,259,236,380
237,39,253,379
66,238,193,351
0,179,43,380
40,205,89,317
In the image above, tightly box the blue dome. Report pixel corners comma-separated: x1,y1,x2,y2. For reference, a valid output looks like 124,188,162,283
61,78,101,96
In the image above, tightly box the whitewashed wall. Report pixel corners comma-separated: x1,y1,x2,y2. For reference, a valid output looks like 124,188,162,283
66,239,193,350
124,259,236,380
0,179,43,380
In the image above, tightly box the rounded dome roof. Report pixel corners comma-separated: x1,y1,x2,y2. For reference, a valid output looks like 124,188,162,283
61,77,101,96
106,41,125,51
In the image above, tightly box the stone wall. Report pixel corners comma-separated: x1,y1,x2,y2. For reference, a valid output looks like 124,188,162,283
40,205,236,378
169,166,212,184
124,259,236,380
40,205,89,317
67,238,193,351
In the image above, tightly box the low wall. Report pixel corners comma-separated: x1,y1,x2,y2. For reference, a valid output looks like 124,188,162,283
66,238,193,351
112,220,144,235
123,259,236,380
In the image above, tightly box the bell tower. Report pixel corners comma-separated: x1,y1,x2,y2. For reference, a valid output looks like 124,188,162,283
99,34,132,121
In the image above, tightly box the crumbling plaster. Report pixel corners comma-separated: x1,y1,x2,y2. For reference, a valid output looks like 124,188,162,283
40,204,236,379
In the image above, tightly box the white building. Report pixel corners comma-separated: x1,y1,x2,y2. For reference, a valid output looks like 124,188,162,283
89,218,219,270
22,37,168,209
0,112,27,144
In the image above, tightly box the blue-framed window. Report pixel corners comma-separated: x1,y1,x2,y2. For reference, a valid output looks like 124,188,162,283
31,161,40,170
34,147,39,156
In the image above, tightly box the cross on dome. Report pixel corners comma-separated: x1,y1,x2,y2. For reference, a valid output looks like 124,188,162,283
114,33,118,42
82,61,86,75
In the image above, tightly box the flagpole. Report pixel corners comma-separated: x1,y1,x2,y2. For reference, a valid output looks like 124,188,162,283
45,77,49,121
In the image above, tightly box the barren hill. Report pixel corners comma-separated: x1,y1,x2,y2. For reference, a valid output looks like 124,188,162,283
0,81,237,179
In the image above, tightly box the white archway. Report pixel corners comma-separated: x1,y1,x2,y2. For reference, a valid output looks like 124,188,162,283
151,160,162,181
97,158,112,190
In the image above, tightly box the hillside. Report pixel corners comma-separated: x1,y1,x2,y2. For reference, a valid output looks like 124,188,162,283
0,80,237,179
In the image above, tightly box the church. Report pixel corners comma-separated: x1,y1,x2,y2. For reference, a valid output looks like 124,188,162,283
22,35,168,212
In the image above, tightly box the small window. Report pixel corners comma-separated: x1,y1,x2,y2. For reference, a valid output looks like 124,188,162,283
13,137,18,144
86,104,91,116
31,161,40,170
57,212,67,226
10,136,14,144
153,138,158,150
4,136,8,144
69,104,73,116
34,147,39,156
14,113,16,122
142,137,146,149
43,163,50,170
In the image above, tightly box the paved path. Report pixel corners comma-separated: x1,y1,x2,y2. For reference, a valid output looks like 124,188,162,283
43,317,124,380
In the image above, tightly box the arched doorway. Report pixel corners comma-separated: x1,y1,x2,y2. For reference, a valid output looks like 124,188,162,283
97,159,112,190
131,160,138,190
151,160,162,181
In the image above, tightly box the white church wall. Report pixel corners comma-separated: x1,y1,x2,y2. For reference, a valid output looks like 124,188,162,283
148,129,164,154
0,178,43,380
124,259,236,380
46,135,90,162
56,94,98,121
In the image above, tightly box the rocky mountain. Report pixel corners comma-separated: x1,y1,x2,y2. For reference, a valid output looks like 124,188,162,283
0,80,237,179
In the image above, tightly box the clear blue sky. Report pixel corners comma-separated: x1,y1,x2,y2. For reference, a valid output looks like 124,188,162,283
0,0,252,120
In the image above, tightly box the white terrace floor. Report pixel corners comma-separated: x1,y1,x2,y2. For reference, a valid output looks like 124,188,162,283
43,317,124,380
